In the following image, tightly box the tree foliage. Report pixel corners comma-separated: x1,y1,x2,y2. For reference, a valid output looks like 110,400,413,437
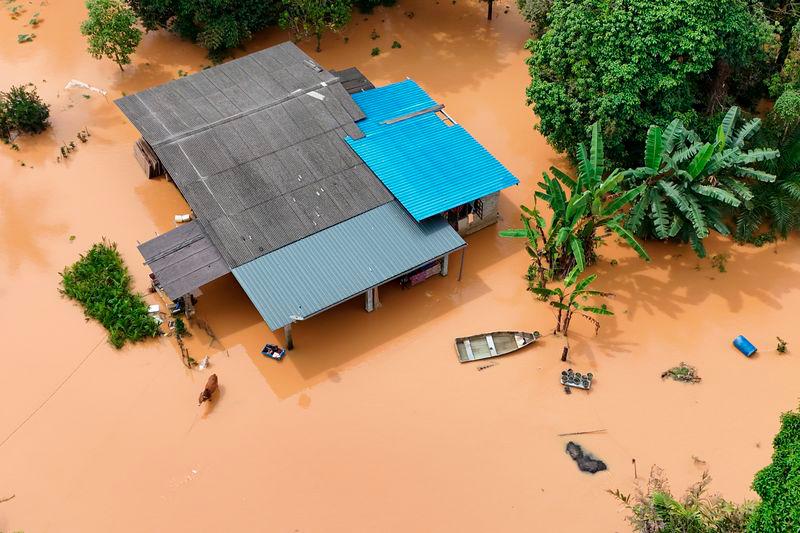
81,0,142,71
280,0,351,52
126,0,283,60
747,407,800,532
611,467,755,533
531,273,613,337
60,241,160,349
624,107,779,256
0,84,50,141
501,123,649,288
525,0,773,167
516,0,552,37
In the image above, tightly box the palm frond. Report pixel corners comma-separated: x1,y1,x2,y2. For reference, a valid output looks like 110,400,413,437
645,125,663,170
589,122,604,184
693,185,741,207
732,117,761,148
720,106,739,138
662,119,684,153
735,166,776,182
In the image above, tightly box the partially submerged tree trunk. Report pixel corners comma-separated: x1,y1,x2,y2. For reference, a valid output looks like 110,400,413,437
315,31,322,52
706,58,731,115
487,0,493,20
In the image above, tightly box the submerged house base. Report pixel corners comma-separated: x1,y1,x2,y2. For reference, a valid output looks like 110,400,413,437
119,43,517,349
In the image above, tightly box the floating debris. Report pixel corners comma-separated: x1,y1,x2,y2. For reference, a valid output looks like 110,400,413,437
733,335,757,357
661,362,701,383
17,33,35,43
557,429,607,437
198,355,210,370
64,79,107,96
777,336,788,354
561,369,593,390
565,441,607,474
371,47,380,56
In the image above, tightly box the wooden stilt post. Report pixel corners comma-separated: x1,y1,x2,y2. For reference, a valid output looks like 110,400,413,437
441,254,449,276
457,248,465,281
365,288,375,312
373,286,381,308
284,323,294,351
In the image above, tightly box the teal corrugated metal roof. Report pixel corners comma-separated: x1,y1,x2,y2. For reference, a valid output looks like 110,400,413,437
231,201,465,330
347,79,519,221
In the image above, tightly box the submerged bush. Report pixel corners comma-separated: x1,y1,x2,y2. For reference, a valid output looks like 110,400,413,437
611,467,755,532
60,241,159,348
0,84,50,141
747,407,800,532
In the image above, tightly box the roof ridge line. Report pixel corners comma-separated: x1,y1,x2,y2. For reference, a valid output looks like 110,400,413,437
151,77,341,149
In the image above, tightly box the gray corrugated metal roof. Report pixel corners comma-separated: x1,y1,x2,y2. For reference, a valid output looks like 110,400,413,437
137,221,230,299
331,67,376,94
231,201,465,330
116,42,390,268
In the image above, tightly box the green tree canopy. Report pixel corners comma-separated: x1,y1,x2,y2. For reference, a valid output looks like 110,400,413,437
280,0,351,52
127,0,282,60
747,407,800,532
81,0,142,71
525,0,773,167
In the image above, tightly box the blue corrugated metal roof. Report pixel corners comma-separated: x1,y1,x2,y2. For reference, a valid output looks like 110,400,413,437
347,79,519,221
231,201,465,330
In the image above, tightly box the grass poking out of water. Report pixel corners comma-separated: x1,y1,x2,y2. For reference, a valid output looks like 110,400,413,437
60,240,159,348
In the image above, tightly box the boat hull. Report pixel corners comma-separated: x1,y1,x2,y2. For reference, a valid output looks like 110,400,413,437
455,331,539,363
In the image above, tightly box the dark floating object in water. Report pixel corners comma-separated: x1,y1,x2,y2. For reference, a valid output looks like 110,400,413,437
261,343,286,361
455,331,540,362
561,369,594,390
566,441,607,474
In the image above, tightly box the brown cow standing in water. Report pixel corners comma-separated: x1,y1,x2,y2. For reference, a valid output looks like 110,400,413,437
198,374,218,406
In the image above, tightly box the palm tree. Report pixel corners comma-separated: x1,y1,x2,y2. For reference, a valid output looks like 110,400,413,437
531,273,613,337
624,107,780,257
501,123,650,289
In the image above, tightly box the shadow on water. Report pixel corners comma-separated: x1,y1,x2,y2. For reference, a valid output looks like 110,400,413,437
189,234,495,399
593,236,788,321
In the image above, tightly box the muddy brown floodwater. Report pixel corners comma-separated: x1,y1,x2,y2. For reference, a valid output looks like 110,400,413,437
1,1,799,532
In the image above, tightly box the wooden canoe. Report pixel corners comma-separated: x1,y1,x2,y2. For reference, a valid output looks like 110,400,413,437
455,331,540,363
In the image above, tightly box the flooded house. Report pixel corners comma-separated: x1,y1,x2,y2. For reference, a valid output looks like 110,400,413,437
117,42,518,347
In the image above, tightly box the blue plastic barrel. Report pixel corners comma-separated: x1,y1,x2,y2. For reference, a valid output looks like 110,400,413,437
733,335,757,357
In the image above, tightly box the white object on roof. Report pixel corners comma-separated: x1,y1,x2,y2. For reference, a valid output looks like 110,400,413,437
307,90,325,101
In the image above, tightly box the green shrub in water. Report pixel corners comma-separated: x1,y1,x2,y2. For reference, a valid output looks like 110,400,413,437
60,240,159,348
0,84,50,141
747,407,800,532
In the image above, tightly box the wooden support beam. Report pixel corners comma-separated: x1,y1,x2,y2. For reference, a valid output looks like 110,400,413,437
458,248,466,282
441,254,449,277
284,324,294,351
365,288,375,312
373,286,381,308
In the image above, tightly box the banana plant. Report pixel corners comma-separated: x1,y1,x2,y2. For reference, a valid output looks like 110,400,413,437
624,107,780,257
530,273,613,337
501,123,650,288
